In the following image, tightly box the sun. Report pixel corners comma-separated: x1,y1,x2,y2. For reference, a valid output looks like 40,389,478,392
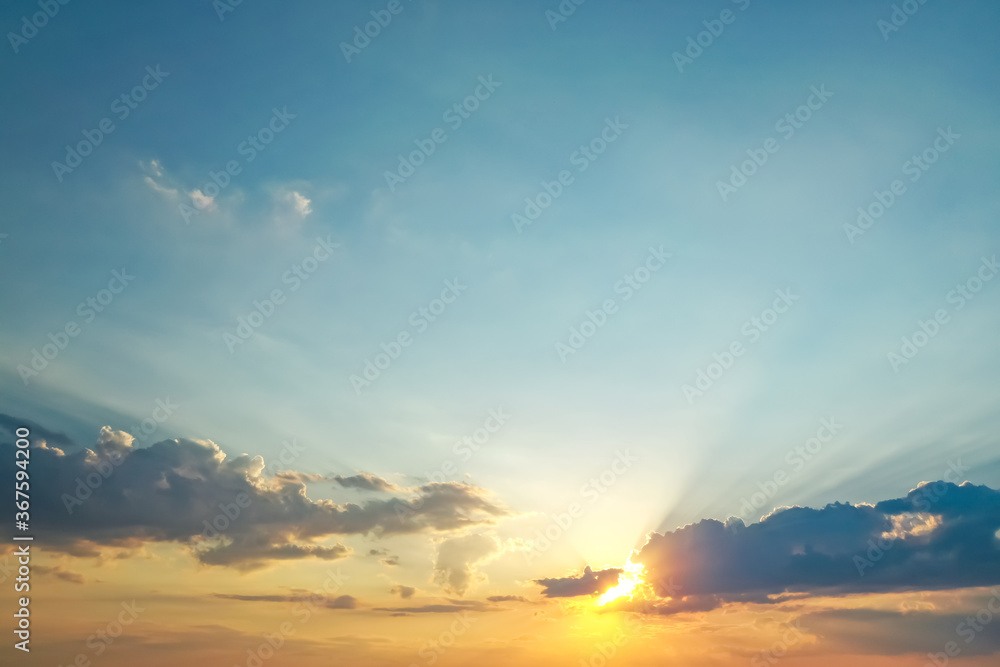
597,560,645,606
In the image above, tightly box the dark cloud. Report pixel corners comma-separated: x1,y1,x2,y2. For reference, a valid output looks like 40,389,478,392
391,585,415,599
373,599,495,614
800,603,1000,657
215,593,358,609
534,566,622,598
0,413,75,448
634,481,1000,606
0,426,509,569
333,473,401,492
34,565,84,584
486,595,531,603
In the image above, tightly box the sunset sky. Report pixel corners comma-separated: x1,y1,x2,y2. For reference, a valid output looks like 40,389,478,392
1,1,999,666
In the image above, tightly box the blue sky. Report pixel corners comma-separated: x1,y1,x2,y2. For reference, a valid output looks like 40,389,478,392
2,0,999,572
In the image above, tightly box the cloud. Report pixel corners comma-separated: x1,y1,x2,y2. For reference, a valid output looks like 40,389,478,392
800,603,1000,657
373,600,496,614
333,473,402,493
0,414,76,449
288,191,312,217
632,481,1000,607
271,187,313,229
144,176,178,198
188,189,216,211
433,533,500,595
535,566,623,598
0,424,510,569
34,565,84,584
215,593,358,609
391,585,415,599
486,595,532,603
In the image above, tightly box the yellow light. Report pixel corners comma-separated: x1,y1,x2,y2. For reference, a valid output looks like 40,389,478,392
597,560,645,606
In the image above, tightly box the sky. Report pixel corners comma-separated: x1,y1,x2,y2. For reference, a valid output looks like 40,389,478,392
1,0,999,665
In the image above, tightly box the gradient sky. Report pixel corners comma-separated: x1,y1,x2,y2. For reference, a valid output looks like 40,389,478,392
1,1,999,666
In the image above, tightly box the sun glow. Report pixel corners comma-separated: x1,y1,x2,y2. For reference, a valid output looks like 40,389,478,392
597,560,645,606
